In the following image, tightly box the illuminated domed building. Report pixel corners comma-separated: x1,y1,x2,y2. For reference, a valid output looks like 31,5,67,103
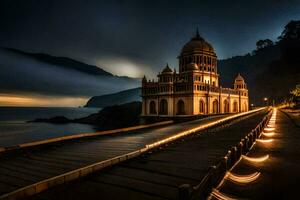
141,31,249,117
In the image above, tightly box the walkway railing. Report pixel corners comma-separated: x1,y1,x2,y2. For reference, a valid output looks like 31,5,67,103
178,108,272,200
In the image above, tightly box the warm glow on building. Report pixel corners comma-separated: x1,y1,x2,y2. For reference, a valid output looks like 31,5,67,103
141,31,249,117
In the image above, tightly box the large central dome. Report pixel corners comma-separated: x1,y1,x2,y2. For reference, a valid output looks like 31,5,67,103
181,31,215,54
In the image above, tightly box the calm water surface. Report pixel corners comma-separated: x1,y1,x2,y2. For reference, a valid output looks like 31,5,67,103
0,107,100,147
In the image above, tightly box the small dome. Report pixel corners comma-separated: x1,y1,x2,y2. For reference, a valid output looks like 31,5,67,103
234,73,245,82
142,75,147,82
186,63,199,71
161,63,173,74
181,31,215,54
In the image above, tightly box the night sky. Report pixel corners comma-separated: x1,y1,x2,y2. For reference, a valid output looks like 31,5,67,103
0,0,299,106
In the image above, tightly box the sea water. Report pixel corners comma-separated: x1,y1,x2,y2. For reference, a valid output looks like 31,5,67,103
0,107,100,147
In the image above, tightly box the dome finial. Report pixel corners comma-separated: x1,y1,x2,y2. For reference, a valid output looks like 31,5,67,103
196,27,200,38
191,27,203,41
142,75,147,83
162,63,173,73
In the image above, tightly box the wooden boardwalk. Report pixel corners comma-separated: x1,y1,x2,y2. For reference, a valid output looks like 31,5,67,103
28,110,268,200
214,110,300,200
0,115,229,196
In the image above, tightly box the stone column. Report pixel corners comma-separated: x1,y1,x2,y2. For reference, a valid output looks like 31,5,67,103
239,91,241,113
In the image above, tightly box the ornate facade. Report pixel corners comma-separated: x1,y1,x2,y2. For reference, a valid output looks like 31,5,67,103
141,31,249,117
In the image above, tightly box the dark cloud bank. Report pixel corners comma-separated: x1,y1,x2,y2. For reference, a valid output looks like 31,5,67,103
0,49,139,97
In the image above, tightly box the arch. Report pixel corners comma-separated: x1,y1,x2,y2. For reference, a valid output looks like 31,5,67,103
159,99,168,115
149,101,156,114
212,99,219,114
177,100,185,115
199,100,205,114
223,99,229,113
233,101,238,113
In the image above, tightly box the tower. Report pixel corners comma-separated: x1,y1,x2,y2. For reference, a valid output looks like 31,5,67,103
233,73,249,112
178,30,219,86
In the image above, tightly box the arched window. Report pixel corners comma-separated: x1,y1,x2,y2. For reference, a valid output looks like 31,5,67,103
199,100,205,114
159,99,168,115
177,100,185,115
224,100,229,113
212,100,219,114
149,101,156,114
233,101,238,112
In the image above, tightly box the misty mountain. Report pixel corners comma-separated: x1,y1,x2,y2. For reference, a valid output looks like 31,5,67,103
4,47,113,77
0,48,139,97
85,87,141,108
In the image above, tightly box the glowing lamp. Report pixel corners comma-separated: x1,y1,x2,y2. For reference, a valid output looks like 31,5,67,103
257,139,273,143
242,155,269,162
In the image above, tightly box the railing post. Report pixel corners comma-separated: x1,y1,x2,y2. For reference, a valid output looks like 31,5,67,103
179,184,191,200
210,165,217,188
255,129,258,139
245,137,249,152
222,156,228,173
230,146,237,165
248,134,253,147
248,132,252,144
226,151,232,168
237,142,243,157
241,139,246,154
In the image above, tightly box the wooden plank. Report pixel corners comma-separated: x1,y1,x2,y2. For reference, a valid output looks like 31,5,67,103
26,154,86,167
51,145,137,155
107,165,199,187
0,162,52,180
91,173,177,200
33,180,166,200
0,182,18,195
32,152,95,164
121,161,205,182
13,157,74,173
0,167,41,184
0,173,32,187
46,149,129,159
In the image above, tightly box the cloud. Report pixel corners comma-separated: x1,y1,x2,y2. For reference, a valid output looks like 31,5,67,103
0,49,139,98
94,57,156,78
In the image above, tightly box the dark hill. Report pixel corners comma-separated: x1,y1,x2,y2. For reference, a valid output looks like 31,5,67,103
85,87,141,108
78,101,142,129
252,39,300,104
31,101,142,130
4,47,113,76
218,45,281,88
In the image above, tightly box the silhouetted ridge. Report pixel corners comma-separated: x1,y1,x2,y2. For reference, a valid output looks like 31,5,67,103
85,87,141,108
4,47,113,76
